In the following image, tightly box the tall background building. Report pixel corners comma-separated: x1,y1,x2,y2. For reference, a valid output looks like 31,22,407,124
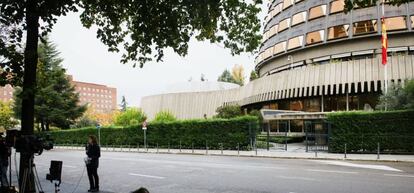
141,0,414,120
0,76,117,113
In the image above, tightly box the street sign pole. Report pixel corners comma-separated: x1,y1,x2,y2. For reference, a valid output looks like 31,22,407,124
142,120,147,150
96,124,101,145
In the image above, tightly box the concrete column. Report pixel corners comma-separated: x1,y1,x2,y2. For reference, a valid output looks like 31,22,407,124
321,94,324,112
346,88,349,111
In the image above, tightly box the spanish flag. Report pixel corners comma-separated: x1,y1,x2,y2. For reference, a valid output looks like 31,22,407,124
381,17,387,65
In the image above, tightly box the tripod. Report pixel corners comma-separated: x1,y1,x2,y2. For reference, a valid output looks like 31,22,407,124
20,156,44,193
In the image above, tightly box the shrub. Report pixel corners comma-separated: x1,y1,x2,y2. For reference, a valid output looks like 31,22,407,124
376,80,414,110
114,108,146,127
153,111,177,122
49,116,259,150
327,110,414,153
215,105,243,119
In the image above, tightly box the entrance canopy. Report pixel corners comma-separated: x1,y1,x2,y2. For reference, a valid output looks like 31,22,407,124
260,109,328,122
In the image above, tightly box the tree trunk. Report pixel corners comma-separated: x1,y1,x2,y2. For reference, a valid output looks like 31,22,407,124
19,0,39,192
40,119,45,131
46,122,50,131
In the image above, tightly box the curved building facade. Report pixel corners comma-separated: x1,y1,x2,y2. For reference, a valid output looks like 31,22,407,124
141,0,414,120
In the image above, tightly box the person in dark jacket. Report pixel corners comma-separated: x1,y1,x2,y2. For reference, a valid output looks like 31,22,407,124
0,134,11,188
86,135,100,192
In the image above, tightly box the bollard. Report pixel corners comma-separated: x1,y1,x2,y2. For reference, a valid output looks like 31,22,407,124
192,143,194,154
206,141,208,155
179,140,182,153
344,143,347,159
129,144,131,152
255,143,258,156
237,143,240,156
168,143,170,153
120,145,123,152
377,142,380,160
315,143,318,158
221,143,223,155
157,143,159,154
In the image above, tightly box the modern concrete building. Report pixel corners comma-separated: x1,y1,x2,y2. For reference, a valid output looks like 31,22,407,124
141,0,414,122
0,76,117,113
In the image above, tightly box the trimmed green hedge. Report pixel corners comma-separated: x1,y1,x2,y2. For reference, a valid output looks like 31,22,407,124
49,116,258,150
327,110,414,153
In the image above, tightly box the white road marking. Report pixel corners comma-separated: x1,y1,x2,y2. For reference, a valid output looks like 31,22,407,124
275,175,318,181
128,173,165,179
312,160,402,172
384,174,414,178
306,169,358,174
63,165,77,168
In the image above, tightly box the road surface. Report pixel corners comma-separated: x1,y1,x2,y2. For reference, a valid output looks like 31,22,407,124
9,149,414,193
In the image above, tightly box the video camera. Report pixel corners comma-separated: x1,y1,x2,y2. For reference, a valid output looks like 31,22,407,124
5,129,54,155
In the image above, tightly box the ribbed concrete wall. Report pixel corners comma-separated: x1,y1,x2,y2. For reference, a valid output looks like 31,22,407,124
141,52,414,120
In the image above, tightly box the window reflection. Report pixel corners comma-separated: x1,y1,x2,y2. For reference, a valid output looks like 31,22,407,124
353,20,377,35
288,36,304,50
273,41,287,54
278,18,291,32
309,5,327,20
283,0,293,10
384,17,407,31
328,24,349,40
292,11,307,26
306,30,325,45
330,0,345,14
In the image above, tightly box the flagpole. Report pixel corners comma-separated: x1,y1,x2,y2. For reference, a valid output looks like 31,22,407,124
382,0,388,94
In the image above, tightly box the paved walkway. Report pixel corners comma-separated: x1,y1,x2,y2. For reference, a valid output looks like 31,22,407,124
54,145,414,163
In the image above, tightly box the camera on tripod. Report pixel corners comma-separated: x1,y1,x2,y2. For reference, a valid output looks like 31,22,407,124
5,129,54,155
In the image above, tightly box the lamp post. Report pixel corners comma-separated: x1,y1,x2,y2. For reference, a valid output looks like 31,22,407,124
96,123,101,145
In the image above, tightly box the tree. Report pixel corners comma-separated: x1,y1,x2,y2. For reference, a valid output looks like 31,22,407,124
231,64,245,86
120,96,127,112
153,111,177,122
114,108,147,127
376,80,414,110
215,105,243,119
13,39,86,130
1,1,262,191
0,101,18,131
249,70,259,81
200,74,207,82
217,69,235,83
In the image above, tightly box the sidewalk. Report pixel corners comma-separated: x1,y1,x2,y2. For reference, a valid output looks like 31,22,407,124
53,145,414,163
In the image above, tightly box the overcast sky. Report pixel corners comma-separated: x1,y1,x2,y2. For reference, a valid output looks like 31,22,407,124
49,7,265,107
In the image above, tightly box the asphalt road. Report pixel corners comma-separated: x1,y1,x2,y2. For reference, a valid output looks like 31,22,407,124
8,149,414,193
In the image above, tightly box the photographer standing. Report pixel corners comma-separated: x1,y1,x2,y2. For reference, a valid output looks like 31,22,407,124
0,133,11,188
85,135,100,192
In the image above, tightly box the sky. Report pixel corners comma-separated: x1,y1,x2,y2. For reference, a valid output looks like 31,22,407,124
49,7,266,107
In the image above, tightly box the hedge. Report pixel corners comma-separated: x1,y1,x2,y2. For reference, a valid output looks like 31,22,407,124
327,110,414,153
48,116,259,150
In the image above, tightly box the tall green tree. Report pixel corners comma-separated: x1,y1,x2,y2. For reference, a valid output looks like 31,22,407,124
0,1,262,191
215,105,243,119
249,70,259,81
217,69,235,83
120,96,127,112
13,39,86,130
376,80,414,110
0,101,18,131
114,108,146,127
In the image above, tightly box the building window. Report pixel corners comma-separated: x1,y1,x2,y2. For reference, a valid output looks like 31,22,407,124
309,5,327,20
278,18,291,32
273,41,287,54
306,30,325,45
287,36,304,50
411,16,414,28
330,0,345,14
384,16,407,31
291,11,307,26
328,24,349,40
264,47,273,59
283,0,293,10
353,20,377,35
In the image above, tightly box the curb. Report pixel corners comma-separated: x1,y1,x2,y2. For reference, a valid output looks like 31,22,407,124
52,146,414,163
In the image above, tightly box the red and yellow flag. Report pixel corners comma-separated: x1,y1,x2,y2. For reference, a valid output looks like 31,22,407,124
381,18,388,65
